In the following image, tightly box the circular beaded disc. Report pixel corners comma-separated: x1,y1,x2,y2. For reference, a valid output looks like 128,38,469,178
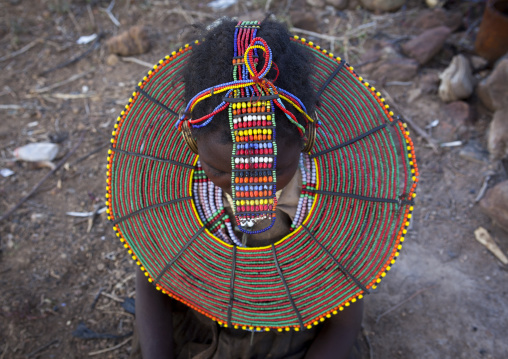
105,36,418,331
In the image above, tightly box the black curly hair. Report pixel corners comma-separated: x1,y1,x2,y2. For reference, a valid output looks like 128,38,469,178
184,18,315,146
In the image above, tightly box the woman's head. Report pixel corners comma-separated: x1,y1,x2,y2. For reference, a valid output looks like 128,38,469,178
183,18,315,194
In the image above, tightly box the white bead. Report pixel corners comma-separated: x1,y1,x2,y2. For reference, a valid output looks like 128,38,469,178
235,158,240,164
262,115,266,120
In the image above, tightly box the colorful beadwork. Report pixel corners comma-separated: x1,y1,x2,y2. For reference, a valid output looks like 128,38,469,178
177,21,315,234
106,30,419,331
193,153,316,246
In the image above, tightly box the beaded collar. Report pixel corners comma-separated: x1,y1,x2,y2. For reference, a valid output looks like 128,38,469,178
105,26,419,332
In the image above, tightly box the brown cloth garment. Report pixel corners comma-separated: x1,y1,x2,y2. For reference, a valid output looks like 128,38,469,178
131,169,320,359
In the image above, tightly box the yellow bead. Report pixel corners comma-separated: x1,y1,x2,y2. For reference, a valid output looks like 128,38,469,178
301,38,306,42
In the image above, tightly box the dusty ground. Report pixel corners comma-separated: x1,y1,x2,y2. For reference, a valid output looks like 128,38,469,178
1,0,507,358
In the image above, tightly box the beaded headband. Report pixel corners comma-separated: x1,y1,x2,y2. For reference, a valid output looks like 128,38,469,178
105,24,419,331
177,21,314,234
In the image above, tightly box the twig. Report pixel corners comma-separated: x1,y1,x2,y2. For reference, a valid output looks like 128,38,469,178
88,337,132,356
51,93,97,99
100,291,124,303
26,339,59,358
291,27,341,43
474,174,491,203
66,207,107,217
32,70,94,94
121,57,153,68
375,284,438,323
102,0,120,27
0,104,22,110
381,89,440,152
0,136,84,222
68,10,82,34
385,81,413,86
362,328,373,359
91,287,104,310
474,227,508,265
87,4,96,28
265,0,273,12
87,204,101,233
0,39,42,63
176,4,193,24
39,34,103,76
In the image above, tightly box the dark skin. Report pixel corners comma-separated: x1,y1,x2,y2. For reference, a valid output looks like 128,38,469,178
136,131,364,359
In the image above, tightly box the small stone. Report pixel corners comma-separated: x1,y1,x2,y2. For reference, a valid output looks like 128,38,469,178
325,0,349,10
31,212,47,223
487,110,508,160
401,26,452,65
438,54,475,102
476,57,508,112
470,56,488,71
359,0,404,12
290,11,319,32
413,8,462,32
7,234,14,248
106,54,119,66
97,263,105,271
480,180,508,232
106,25,151,56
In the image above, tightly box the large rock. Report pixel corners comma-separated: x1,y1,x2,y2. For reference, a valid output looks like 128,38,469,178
438,54,475,102
359,0,404,12
476,57,508,112
480,180,508,232
413,8,462,32
487,110,508,160
106,26,151,56
401,26,452,65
